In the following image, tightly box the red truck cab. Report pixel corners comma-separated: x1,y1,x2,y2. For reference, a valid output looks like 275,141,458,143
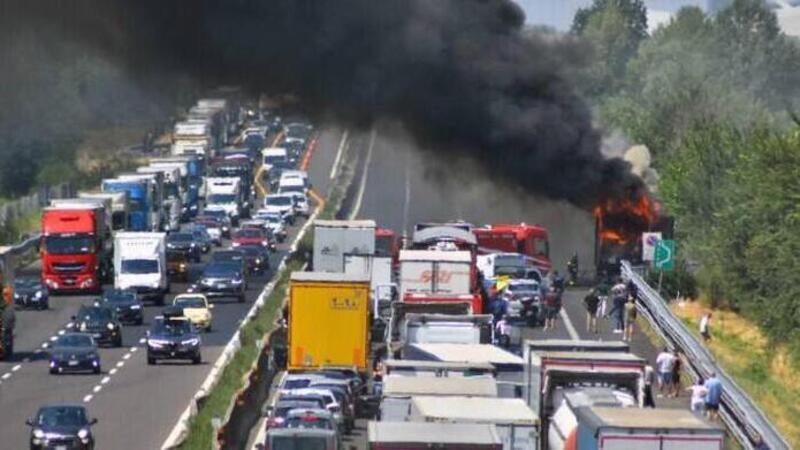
41,205,109,293
375,228,400,268
473,223,551,275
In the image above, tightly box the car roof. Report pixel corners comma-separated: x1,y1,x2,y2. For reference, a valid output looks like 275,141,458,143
286,408,334,419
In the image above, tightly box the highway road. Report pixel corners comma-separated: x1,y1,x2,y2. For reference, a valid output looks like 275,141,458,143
353,126,682,407
0,126,345,450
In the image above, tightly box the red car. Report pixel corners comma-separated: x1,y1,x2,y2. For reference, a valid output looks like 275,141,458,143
232,228,269,248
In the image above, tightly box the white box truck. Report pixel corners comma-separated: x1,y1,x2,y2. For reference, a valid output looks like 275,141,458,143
313,220,376,272
205,177,242,223
79,191,129,231
573,407,724,450
399,250,473,297
114,232,168,305
409,396,539,450
401,313,493,346
380,375,498,422
344,254,396,321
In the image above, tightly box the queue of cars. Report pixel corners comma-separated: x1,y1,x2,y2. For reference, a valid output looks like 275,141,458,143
25,102,316,449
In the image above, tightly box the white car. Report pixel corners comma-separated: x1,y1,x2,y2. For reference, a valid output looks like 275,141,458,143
254,210,287,242
502,279,542,323
286,192,310,218
263,194,297,225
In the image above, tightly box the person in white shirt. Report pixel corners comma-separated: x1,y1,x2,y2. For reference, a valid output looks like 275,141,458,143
656,348,675,395
700,313,712,342
686,377,708,412
495,315,511,348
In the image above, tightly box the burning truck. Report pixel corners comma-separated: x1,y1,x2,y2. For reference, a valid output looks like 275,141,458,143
594,188,673,278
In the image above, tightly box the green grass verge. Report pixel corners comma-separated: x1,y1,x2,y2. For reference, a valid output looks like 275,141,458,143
180,256,305,450
0,208,42,245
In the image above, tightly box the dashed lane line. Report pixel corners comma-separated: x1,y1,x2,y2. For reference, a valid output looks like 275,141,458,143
329,130,349,180
348,128,376,220
83,395,93,403
101,376,111,385
93,385,101,394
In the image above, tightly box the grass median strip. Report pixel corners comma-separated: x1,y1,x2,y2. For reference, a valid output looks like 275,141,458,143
180,256,304,450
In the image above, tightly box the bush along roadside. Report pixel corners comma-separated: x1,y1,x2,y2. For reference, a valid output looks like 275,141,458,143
177,130,361,449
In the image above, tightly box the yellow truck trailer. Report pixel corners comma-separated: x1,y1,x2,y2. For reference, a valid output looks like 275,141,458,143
289,272,371,372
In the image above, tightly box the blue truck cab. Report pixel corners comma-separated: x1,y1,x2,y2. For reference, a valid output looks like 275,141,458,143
116,173,164,232
102,178,150,231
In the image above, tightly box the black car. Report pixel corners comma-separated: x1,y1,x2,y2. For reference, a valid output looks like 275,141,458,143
27,404,97,450
166,232,202,262
238,245,270,274
70,305,123,347
192,261,246,302
210,250,247,274
49,333,101,375
188,224,212,253
99,289,144,325
199,210,232,238
13,277,49,310
146,315,201,365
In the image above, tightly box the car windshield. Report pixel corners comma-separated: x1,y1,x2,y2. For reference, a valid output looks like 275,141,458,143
14,278,42,290
208,194,237,204
196,220,219,229
121,259,159,274
37,406,88,428
152,319,191,336
508,282,538,292
283,379,313,389
77,307,112,323
175,297,206,308
56,334,94,347
270,436,327,450
203,264,239,278
103,292,136,303
203,210,227,219
266,196,292,206
212,252,243,262
239,246,264,257
264,155,287,164
168,233,194,242
235,229,262,238
44,235,94,255
285,416,333,430
281,185,304,194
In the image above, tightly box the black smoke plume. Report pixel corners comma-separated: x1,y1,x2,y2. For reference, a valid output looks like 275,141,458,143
4,0,643,208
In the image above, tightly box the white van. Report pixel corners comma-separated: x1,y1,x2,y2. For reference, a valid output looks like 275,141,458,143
262,147,288,169
114,232,168,305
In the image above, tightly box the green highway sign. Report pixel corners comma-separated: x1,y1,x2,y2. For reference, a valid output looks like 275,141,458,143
654,239,675,271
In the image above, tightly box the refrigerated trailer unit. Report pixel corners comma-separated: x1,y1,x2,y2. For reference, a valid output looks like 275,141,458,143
573,407,724,450
409,396,539,450
399,250,473,297
313,219,376,272
368,421,503,450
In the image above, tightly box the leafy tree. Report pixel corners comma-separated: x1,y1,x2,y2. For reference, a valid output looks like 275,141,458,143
572,0,648,98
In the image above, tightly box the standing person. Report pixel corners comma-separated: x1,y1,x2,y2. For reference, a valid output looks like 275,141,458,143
583,288,600,334
552,271,565,293
704,372,723,421
624,297,637,342
495,315,511,348
607,284,626,334
643,364,657,408
700,313,712,342
543,287,560,330
656,348,675,396
686,377,707,413
671,350,683,398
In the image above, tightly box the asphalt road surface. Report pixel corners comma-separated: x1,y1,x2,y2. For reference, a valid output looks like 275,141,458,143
0,126,344,450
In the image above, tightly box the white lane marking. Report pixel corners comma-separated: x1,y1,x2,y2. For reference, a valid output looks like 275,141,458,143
139,338,146,344
116,361,125,368
93,385,101,393
49,336,58,341
348,128,376,220
329,130,349,180
109,368,117,375
58,330,65,335
101,376,111,385
1,373,11,380
12,364,21,372
41,343,49,349
560,307,580,341
122,353,131,360
66,322,73,328
83,395,93,403
402,158,411,235
130,347,138,353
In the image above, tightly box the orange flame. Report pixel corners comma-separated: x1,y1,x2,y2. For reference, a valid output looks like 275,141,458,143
594,189,658,244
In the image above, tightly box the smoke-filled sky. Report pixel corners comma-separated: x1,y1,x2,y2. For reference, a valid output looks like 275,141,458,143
4,0,643,208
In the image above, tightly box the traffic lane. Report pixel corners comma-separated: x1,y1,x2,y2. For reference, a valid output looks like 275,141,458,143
355,126,595,270
305,127,345,196
77,223,305,450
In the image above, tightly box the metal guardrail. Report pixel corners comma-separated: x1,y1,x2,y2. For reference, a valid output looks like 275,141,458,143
621,261,789,450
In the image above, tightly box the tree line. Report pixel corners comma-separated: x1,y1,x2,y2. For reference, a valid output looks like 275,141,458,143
573,0,800,354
